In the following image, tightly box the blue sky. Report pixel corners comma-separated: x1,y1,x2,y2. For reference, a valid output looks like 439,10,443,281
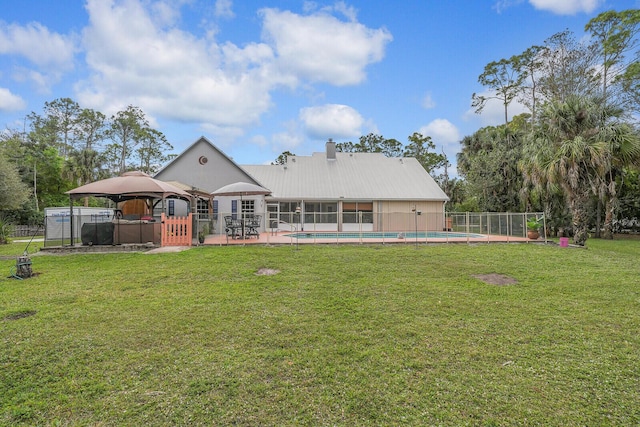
1,0,639,172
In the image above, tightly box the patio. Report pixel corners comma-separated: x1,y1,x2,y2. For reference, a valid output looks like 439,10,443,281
202,231,536,246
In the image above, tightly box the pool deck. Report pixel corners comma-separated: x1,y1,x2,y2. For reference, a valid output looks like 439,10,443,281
202,231,537,246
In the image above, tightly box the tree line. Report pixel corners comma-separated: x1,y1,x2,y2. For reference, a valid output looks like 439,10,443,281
461,9,640,245
0,98,174,224
2,10,639,246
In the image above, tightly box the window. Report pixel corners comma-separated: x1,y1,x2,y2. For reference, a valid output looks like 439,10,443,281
241,200,255,217
279,202,299,224
196,198,209,220
342,202,373,224
304,202,337,224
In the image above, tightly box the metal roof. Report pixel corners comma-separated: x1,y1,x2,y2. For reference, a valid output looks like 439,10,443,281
242,152,449,201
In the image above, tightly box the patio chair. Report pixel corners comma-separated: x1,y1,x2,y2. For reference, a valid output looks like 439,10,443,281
224,216,241,239
245,214,261,238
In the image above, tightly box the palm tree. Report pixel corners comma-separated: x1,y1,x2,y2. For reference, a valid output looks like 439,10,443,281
64,148,106,206
523,95,619,245
601,123,640,238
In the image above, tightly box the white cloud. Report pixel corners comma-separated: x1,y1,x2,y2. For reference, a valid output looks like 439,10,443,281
418,118,462,176
271,120,305,152
495,0,602,15
272,131,304,151
0,21,76,68
215,0,235,19
250,134,268,147
0,87,26,111
75,0,390,141
306,1,359,22
259,7,392,86
419,119,461,145
79,0,275,126
299,104,364,139
0,20,77,90
528,0,602,15
422,93,436,109
493,0,524,14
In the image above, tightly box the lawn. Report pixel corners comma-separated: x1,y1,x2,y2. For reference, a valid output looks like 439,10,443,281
1,240,639,426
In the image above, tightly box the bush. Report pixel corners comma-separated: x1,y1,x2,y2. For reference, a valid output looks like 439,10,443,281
0,214,15,244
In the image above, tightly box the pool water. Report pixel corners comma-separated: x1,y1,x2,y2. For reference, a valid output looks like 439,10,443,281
284,231,485,239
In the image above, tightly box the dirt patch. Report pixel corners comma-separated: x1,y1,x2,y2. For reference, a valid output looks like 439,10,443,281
256,268,280,276
473,273,518,286
3,310,37,321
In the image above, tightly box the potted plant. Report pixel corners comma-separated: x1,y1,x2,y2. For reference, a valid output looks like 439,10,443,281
198,223,209,244
526,216,542,240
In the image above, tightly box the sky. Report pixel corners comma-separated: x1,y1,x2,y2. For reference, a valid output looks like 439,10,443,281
1,0,639,173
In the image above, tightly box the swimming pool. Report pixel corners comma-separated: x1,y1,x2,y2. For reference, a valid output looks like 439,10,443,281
284,231,485,239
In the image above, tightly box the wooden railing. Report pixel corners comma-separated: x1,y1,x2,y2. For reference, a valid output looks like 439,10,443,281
161,213,192,247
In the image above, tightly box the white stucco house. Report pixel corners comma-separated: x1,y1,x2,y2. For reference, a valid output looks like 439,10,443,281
154,137,449,234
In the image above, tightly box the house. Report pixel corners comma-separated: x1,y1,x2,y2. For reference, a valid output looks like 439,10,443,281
154,136,263,224
154,137,449,234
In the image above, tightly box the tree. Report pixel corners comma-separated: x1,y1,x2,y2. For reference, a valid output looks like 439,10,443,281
135,128,174,174
272,151,295,165
536,30,599,103
457,118,528,212
600,121,640,238
336,134,403,157
619,61,640,115
28,98,82,158
586,9,640,107
76,108,107,151
616,167,640,230
402,132,448,174
472,56,526,124
0,148,31,210
15,120,69,211
335,141,356,153
64,148,106,207
514,45,544,121
63,107,109,203
522,96,624,246
107,105,149,175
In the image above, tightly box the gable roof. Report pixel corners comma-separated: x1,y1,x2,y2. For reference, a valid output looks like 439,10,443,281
154,136,261,193
242,151,449,201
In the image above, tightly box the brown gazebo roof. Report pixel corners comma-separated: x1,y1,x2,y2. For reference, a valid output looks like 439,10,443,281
66,171,192,203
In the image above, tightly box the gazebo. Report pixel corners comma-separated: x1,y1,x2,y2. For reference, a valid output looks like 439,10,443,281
65,171,194,247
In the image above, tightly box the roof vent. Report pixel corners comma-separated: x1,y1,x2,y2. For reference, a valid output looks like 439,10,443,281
326,138,336,160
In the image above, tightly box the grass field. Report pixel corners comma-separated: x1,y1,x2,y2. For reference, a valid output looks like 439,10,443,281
1,239,639,426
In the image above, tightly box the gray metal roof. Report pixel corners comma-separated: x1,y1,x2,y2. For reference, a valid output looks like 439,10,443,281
242,152,449,201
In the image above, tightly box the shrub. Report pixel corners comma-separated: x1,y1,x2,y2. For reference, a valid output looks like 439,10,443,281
0,214,15,244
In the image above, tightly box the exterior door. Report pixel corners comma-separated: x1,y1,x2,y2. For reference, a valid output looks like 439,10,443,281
267,203,279,232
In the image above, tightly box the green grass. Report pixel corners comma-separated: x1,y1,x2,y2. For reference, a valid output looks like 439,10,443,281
1,240,639,426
